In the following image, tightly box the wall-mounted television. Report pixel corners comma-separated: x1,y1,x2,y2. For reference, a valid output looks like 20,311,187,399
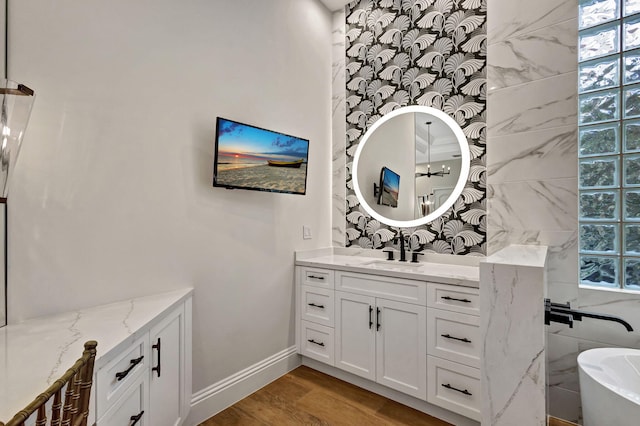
213,117,309,195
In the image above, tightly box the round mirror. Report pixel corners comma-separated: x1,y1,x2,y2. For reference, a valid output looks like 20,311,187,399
352,106,470,228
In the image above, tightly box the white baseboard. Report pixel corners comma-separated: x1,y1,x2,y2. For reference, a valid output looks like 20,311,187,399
185,346,300,426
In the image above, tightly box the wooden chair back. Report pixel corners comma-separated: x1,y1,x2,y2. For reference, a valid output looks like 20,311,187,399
0,340,97,426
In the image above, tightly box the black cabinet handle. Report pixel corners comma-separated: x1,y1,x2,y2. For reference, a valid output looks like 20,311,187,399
376,307,381,331
442,383,472,396
115,356,144,381
308,302,325,309
130,410,144,426
441,334,472,343
441,296,472,303
308,275,325,280
152,338,161,378
369,305,373,329
307,339,325,347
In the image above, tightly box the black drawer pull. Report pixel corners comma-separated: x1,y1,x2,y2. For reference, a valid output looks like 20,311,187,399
441,296,472,303
441,334,472,343
376,307,381,331
369,305,373,329
308,275,325,280
308,302,325,309
115,356,144,381
152,337,161,378
130,410,144,425
308,339,325,347
442,383,472,396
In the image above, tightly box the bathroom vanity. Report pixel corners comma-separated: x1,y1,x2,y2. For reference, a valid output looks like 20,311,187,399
295,248,481,425
0,288,193,426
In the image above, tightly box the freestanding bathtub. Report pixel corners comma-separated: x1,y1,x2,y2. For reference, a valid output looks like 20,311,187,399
578,348,640,426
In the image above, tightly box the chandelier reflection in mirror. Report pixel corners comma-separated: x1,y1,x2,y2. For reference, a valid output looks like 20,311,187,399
0,80,35,199
415,121,451,178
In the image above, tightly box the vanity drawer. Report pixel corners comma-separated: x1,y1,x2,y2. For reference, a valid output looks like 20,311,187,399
427,283,479,315
335,271,426,305
300,320,334,366
97,374,148,426
299,267,334,289
96,335,148,419
427,356,480,422
427,308,480,368
301,285,334,327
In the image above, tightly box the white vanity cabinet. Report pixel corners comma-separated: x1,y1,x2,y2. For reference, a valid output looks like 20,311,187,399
335,290,427,400
148,305,187,426
0,289,193,426
92,295,192,426
295,260,481,424
426,283,481,421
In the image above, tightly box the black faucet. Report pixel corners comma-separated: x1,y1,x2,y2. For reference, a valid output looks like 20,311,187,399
544,299,634,332
397,230,407,262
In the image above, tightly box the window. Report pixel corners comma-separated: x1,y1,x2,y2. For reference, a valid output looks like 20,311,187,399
578,0,640,290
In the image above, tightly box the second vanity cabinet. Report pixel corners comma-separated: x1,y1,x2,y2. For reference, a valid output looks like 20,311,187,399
94,297,192,426
296,264,480,422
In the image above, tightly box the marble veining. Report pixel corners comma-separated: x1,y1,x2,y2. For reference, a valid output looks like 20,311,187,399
488,179,578,232
487,72,577,136
488,126,577,183
488,19,577,91
121,299,135,335
487,0,577,43
332,9,346,247
0,288,192,422
488,229,578,284
480,245,547,426
47,311,83,385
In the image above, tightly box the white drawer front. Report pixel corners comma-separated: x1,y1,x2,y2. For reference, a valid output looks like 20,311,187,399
336,271,426,305
427,356,480,422
300,320,334,366
427,283,479,315
299,267,334,288
97,375,147,426
301,285,334,327
427,309,480,368
96,335,148,418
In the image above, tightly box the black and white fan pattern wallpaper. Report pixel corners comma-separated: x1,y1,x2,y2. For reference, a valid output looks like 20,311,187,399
344,0,487,256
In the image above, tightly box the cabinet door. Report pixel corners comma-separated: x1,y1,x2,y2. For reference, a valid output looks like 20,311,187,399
335,291,376,380
375,298,427,400
149,306,183,426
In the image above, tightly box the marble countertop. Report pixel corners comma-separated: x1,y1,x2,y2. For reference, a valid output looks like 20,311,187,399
296,247,480,288
0,288,193,422
483,244,548,268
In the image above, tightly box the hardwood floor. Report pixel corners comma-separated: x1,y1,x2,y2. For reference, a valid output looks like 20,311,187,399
199,366,451,426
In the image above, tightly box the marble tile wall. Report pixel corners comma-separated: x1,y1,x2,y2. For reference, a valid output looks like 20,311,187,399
480,245,547,426
332,9,347,247
488,0,640,422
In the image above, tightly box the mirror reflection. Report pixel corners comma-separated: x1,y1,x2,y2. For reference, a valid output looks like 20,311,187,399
353,106,468,227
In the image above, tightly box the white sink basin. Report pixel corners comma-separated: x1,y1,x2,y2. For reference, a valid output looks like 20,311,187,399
578,348,640,426
360,260,424,271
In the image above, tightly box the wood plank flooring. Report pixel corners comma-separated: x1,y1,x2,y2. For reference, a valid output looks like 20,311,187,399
199,366,451,426
548,417,579,426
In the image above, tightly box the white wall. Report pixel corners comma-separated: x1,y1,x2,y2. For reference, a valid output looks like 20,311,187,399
7,0,332,393
356,113,415,221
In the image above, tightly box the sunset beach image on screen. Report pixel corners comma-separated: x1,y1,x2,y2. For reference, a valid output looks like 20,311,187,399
379,167,399,207
213,117,309,194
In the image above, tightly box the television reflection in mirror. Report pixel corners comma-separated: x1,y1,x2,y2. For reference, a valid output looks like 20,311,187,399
378,166,399,208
